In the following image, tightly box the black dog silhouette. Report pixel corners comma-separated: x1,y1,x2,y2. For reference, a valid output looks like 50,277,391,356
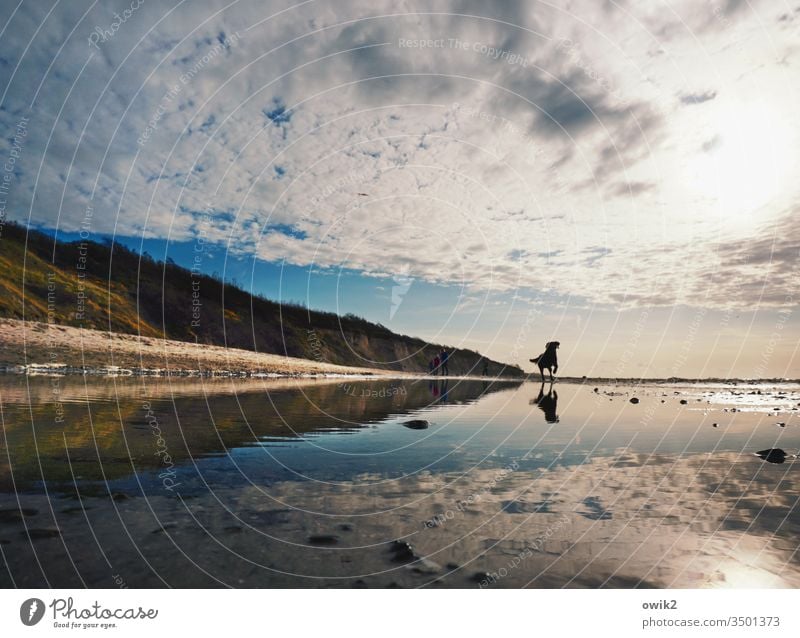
530,341,560,382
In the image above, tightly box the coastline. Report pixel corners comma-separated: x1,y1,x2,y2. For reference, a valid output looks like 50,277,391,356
2,319,796,383
0,318,394,378
0,319,526,380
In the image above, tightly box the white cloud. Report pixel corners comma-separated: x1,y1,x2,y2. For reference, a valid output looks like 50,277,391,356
1,0,798,309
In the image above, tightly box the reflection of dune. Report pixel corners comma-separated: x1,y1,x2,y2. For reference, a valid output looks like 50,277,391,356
0,378,520,488
0,374,385,404
2,450,797,587
0,373,522,404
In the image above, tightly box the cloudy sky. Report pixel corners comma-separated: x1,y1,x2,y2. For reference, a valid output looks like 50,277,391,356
1,0,798,377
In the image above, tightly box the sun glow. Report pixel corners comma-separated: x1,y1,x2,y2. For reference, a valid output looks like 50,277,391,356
687,101,792,227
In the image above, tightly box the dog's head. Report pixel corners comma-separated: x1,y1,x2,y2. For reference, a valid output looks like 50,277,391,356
545,341,560,351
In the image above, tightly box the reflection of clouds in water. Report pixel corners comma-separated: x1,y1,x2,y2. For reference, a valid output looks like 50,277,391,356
3,450,797,587
239,450,800,588
3,379,799,587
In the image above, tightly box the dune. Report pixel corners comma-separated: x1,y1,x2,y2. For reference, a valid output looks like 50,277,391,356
0,318,392,377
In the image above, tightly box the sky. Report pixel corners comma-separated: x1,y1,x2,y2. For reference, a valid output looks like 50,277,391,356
0,0,798,377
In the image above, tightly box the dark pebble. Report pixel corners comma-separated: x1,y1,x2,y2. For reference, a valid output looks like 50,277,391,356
756,449,788,464
338,523,354,532
679,399,688,405
402,419,429,430
352,579,368,588
446,562,460,570
389,540,417,563
309,534,339,546
470,572,490,583
111,493,129,502
629,397,639,404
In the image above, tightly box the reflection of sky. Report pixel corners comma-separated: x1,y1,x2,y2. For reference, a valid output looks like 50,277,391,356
5,450,798,588
3,379,798,494
180,443,800,588
125,381,800,491
2,379,798,587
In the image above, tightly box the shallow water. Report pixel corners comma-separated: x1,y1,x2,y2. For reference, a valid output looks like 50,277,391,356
1,376,799,588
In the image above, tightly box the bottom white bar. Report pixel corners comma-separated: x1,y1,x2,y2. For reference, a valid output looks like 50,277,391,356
1,589,798,637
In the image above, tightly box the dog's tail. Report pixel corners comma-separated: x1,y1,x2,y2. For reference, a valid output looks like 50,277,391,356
529,355,541,364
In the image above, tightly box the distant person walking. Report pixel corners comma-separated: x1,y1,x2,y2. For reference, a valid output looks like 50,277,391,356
440,350,449,376
433,355,440,375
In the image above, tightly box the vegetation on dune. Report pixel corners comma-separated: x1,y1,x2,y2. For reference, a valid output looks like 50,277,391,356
0,223,523,376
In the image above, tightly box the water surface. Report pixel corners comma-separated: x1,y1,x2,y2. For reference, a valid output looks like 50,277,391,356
1,376,798,588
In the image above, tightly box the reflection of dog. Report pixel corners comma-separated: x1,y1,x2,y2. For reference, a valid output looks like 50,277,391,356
531,382,559,423
530,341,560,381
